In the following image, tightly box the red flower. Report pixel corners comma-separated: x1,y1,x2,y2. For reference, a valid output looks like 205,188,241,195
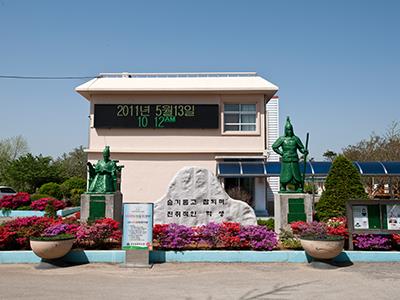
0,192,30,210
95,218,120,230
290,221,308,235
326,217,348,238
30,198,66,211
153,224,169,240
393,234,400,244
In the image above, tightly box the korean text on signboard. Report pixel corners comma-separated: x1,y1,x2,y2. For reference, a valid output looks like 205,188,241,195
94,104,219,129
165,198,226,221
122,203,153,250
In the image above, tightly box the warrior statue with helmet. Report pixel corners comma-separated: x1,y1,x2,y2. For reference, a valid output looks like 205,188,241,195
272,117,309,193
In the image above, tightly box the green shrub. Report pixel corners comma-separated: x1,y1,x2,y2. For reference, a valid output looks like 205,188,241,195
16,206,32,211
304,183,317,194
60,177,86,198
38,182,62,200
315,155,368,221
70,188,84,207
257,218,274,231
30,193,51,201
44,200,57,218
279,229,302,250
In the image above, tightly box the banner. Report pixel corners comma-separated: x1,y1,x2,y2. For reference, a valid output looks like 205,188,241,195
387,205,400,230
353,205,369,229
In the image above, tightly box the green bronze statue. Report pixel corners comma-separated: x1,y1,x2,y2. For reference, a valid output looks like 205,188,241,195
86,146,124,193
272,117,309,193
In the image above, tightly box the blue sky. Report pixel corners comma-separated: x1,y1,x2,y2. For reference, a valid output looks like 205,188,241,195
0,0,399,159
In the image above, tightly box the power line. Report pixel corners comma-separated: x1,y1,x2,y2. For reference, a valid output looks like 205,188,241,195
0,75,97,80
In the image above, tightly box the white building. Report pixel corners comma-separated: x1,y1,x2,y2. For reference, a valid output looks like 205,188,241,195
76,72,279,216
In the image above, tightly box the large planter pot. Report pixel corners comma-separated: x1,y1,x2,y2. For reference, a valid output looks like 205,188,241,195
30,238,75,260
300,237,344,260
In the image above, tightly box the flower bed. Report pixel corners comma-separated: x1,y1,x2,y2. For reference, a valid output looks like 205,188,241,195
2,214,399,252
283,218,399,251
353,234,392,250
0,216,121,250
153,222,278,251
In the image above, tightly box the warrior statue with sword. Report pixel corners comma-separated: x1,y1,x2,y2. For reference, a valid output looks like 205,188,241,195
272,117,309,193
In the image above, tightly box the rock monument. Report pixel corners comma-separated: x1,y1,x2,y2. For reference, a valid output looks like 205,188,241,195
81,146,124,224
272,117,313,232
154,167,257,226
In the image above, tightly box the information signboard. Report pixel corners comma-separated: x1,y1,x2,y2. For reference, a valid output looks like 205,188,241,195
122,203,153,250
346,199,400,250
94,104,219,129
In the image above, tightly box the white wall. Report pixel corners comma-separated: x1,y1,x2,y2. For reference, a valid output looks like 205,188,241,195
266,97,280,215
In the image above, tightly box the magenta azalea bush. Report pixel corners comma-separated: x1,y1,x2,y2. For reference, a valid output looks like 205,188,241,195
30,198,66,211
353,234,392,250
240,225,278,250
0,192,30,210
153,222,278,251
75,219,122,249
290,221,328,239
0,192,67,212
43,223,70,237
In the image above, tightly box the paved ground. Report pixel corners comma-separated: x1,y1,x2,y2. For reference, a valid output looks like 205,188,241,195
0,262,399,299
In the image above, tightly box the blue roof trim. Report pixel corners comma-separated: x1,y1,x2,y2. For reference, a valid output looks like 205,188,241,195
217,161,400,177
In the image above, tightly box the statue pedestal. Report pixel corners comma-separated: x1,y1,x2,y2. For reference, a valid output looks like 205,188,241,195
274,193,313,234
81,192,123,225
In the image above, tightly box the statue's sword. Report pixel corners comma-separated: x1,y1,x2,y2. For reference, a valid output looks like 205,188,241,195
302,132,310,188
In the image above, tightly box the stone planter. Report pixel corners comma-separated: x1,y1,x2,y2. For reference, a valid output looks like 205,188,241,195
300,237,345,260
30,238,75,260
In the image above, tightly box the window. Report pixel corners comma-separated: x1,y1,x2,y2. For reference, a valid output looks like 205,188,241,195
224,177,255,207
224,104,256,131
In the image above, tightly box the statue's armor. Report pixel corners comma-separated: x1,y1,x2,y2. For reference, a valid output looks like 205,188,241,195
281,137,301,162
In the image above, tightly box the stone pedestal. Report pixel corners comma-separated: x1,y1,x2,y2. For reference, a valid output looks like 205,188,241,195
121,250,152,268
274,193,313,233
81,192,123,225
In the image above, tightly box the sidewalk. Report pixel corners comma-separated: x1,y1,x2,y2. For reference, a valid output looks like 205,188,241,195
0,262,398,299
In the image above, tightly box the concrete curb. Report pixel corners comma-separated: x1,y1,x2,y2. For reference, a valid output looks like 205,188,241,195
150,250,400,263
0,250,125,264
1,250,400,264
0,207,80,218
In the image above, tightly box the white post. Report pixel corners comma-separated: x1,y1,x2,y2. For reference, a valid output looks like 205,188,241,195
254,177,266,215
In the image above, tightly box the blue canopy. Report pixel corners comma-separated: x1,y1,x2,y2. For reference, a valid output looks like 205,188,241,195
217,161,400,177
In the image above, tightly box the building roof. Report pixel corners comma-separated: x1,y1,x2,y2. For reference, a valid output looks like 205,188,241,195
75,72,278,99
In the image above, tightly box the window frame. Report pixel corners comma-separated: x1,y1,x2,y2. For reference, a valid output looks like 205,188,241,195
222,102,260,135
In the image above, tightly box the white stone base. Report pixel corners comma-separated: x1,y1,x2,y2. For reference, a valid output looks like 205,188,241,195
274,193,313,233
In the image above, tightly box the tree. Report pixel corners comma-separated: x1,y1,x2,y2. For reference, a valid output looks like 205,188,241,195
342,121,400,161
55,146,87,180
3,154,63,193
342,121,400,196
315,155,368,221
0,135,29,184
0,135,29,161
323,150,337,161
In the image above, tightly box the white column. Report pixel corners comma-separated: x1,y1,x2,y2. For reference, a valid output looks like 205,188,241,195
254,177,266,214
266,97,280,215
